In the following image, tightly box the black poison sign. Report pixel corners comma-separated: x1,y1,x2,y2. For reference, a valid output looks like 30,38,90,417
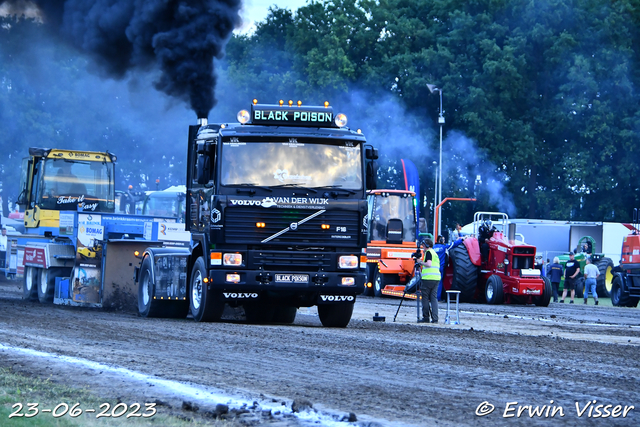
250,104,336,127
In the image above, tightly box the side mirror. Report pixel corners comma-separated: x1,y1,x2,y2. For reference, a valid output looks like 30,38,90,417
365,146,379,160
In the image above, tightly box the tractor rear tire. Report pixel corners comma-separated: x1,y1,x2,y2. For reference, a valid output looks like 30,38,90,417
596,257,614,298
574,277,585,299
535,276,552,307
318,303,354,328
373,271,394,297
485,275,504,305
449,244,479,302
23,266,39,301
189,257,224,322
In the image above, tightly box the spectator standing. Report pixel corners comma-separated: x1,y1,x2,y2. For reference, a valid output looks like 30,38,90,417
583,257,600,305
560,252,580,303
547,257,563,303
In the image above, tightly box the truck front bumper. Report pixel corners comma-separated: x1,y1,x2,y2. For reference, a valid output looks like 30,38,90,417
207,269,365,304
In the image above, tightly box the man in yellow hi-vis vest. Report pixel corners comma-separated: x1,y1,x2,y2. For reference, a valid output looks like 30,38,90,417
418,238,441,323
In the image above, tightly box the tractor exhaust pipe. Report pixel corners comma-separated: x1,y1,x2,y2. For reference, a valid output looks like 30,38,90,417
508,223,516,242
197,118,208,126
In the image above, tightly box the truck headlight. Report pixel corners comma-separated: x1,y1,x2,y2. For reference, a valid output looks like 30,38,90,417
338,255,358,269
223,253,243,266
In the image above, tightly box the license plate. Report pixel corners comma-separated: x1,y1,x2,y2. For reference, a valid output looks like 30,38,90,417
275,274,309,283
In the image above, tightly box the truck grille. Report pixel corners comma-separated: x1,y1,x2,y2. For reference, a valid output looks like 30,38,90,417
251,251,332,270
225,207,359,246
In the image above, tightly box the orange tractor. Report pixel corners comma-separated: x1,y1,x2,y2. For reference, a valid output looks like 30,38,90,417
363,190,419,298
443,212,551,305
611,208,640,307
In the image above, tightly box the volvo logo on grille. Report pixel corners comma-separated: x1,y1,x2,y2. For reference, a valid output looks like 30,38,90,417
290,222,298,230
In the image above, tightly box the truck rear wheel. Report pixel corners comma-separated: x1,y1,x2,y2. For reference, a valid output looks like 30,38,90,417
244,303,276,323
189,257,224,322
373,271,393,297
38,267,69,304
23,266,38,301
450,244,479,302
485,275,504,305
596,257,614,298
273,306,297,324
318,303,354,327
535,276,552,307
138,256,163,318
38,268,55,303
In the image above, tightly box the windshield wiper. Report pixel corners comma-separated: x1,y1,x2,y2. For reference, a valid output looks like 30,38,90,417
226,183,273,192
269,183,317,193
314,185,357,195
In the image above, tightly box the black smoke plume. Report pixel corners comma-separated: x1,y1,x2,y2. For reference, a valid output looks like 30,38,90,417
6,0,242,118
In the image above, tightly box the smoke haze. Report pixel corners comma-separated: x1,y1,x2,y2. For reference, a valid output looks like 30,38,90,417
3,0,242,117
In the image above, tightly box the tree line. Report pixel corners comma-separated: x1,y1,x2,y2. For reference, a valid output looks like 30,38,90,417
1,0,639,228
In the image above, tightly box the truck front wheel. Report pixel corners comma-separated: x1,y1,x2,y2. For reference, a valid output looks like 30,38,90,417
373,272,393,297
23,266,38,301
189,257,224,322
318,303,354,327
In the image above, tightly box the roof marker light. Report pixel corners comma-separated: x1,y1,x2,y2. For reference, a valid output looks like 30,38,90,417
288,100,293,106
252,99,258,105
297,100,302,106
324,101,329,108
279,100,284,106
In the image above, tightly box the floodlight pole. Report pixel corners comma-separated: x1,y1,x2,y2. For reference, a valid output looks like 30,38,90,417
428,84,445,238
432,161,438,237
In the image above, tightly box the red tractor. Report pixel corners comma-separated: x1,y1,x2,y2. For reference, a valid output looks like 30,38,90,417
611,209,640,307
443,212,551,306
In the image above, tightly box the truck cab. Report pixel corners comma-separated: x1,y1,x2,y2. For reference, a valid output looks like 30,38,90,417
17,148,116,231
136,101,376,327
364,190,418,297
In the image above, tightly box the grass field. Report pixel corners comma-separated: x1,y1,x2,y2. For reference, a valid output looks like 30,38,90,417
0,367,226,426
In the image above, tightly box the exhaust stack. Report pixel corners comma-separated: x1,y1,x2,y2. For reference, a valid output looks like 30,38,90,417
198,118,208,126
508,223,516,241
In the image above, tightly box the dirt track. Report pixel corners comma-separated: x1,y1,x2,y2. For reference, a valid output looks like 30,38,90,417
1,277,639,426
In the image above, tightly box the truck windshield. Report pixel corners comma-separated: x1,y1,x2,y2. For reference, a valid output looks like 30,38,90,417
39,158,115,212
369,194,416,242
220,141,362,190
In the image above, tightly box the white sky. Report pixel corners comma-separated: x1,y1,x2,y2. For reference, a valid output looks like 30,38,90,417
236,0,310,34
